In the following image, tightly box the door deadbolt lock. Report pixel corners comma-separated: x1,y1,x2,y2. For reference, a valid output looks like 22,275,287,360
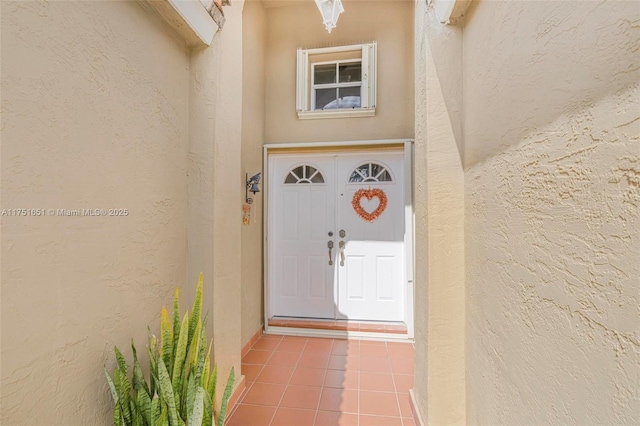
339,229,346,238
328,231,333,237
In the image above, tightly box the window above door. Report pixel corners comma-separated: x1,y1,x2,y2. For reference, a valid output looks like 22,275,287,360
296,43,377,120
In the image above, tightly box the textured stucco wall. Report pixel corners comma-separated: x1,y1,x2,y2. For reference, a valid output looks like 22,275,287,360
210,2,245,393
464,0,640,168
187,29,218,351
265,0,414,144
465,1,640,424
413,1,429,419
414,1,466,424
187,1,246,403
0,1,189,424
241,0,267,347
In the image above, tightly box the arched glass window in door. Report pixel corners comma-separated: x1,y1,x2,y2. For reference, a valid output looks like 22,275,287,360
284,165,325,184
348,162,393,183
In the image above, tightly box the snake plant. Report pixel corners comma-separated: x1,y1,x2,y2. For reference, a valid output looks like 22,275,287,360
105,274,235,426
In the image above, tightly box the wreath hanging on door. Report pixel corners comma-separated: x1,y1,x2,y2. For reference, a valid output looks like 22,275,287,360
352,188,388,222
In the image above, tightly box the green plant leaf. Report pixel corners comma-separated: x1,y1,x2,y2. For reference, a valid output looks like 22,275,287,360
202,390,213,426
188,319,202,371
188,387,205,426
160,307,173,377
137,386,153,426
171,313,190,398
158,404,168,426
186,372,197,422
201,342,212,388
131,397,143,426
105,368,118,404
149,366,159,406
115,346,129,376
114,400,124,426
172,288,180,366
150,394,160,426
188,273,203,344
148,329,159,397
194,322,208,388
206,364,217,408
114,368,133,425
157,357,179,426
217,367,235,426
132,340,150,397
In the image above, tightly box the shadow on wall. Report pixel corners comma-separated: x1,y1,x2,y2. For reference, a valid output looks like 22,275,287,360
461,0,640,167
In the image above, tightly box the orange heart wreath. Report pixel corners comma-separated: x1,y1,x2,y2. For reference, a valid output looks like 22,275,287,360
352,188,388,222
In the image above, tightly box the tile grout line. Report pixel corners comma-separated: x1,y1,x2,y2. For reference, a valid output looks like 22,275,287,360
268,336,308,426
388,341,406,425
312,338,333,426
231,337,274,415
236,335,414,425
233,335,283,422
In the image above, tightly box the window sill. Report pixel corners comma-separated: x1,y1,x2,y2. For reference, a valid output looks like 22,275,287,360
297,108,376,120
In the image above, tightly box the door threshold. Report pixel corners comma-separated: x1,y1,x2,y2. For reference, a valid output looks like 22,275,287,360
265,325,412,342
268,317,407,335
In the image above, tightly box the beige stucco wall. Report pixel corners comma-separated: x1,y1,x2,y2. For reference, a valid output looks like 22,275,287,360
465,0,640,424
1,1,189,424
265,0,414,144
240,0,267,347
187,1,246,402
413,1,466,424
210,2,245,390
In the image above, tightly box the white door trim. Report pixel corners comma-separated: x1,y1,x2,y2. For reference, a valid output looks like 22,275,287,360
263,139,415,339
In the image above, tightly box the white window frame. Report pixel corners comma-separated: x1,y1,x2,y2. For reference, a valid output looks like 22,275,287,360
296,42,377,120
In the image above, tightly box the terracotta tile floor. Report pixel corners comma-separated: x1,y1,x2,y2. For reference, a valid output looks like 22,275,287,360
228,334,415,426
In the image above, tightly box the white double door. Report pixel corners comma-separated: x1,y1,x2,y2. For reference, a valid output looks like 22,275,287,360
269,151,405,322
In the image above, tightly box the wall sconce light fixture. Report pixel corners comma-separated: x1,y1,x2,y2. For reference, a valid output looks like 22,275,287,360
315,0,344,33
246,172,262,204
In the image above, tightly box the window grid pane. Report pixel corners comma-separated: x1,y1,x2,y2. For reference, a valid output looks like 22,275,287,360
315,88,338,110
314,64,337,85
348,163,392,183
285,165,325,184
338,87,361,108
339,63,361,83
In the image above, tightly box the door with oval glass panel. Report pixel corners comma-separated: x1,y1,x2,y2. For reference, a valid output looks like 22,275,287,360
269,151,405,322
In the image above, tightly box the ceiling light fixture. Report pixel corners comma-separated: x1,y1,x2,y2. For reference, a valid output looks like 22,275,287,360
314,0,344,33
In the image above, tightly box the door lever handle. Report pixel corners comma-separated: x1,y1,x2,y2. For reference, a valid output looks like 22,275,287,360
327,240,334,266
339,240,345,266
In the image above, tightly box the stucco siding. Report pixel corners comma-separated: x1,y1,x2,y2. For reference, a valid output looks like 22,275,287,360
467,84,640,425
265,0,414,144
465,1,640,423
414,1,466,423
241,0,267,347
1,1,189,424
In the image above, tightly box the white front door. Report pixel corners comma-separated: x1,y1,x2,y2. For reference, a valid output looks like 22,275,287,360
269,151,405,322
271,155,336,319
335,153,405,321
